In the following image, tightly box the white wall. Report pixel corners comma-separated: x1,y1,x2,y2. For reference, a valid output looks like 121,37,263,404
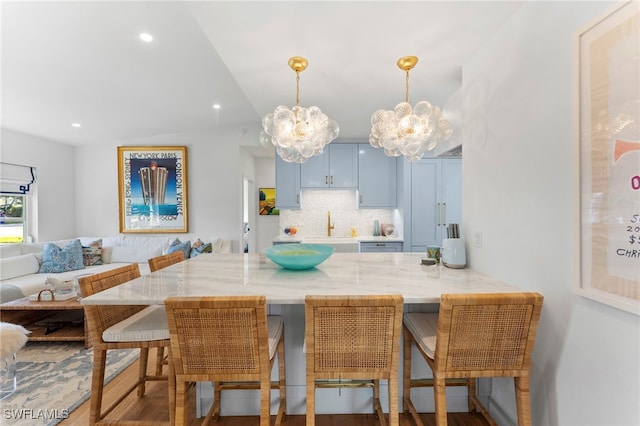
254,156,279,253
1,125,264,251
1,129,76,241
74,127,254,250
462,2,639,425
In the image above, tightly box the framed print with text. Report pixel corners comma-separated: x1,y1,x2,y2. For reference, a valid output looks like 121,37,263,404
117,146,188,233
574,1,639,314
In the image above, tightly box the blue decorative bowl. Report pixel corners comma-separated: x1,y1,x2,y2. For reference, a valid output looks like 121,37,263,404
264,244,335,270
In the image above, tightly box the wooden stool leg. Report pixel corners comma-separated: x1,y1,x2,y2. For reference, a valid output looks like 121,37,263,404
155,347,165,375
388,375,399,426
89,348,107,425
403,325,412,415
259,378,271,426
175,379,188,426
515,376,532,426
275,335,287,425
306,375,315,426
467,378,477,413
137,347,149,397
434,376,448,426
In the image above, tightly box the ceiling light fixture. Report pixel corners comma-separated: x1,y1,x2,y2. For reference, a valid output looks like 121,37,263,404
369,56,452,162
71,123,81,128
139,33,153,42
212,104,221,109
260,56,339,163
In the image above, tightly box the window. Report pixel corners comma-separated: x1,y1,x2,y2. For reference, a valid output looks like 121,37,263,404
0,163,36,243
0,194,26,243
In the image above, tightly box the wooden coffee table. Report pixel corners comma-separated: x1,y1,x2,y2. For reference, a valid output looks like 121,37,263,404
0,295,91,348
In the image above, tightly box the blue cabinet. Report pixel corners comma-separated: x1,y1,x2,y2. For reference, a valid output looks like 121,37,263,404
300,144,358,189
409,158,462,252
358,145,397,208
275,156,300,209
360,242,403,252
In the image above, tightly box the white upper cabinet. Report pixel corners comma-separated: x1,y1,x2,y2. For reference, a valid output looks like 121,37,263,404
275,155,301,209
300,144,358,188
358,145,397,208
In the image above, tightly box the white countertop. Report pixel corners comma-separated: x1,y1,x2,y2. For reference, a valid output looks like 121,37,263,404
81,252,522,305
272,236,404,243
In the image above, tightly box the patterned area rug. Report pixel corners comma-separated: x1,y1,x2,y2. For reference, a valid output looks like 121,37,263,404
0,342,138,426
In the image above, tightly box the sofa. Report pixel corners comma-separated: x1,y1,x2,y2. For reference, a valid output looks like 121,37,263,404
0,234,232,303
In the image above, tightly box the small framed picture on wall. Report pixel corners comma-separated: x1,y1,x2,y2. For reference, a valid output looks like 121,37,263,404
259,188,279,215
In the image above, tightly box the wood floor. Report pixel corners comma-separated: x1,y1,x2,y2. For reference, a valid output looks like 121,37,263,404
59,349,490,426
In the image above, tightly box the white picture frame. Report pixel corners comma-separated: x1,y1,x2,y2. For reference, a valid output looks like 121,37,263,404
574,1,640,315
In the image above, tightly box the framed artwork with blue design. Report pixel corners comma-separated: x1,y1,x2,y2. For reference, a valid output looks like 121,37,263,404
117,146,188,233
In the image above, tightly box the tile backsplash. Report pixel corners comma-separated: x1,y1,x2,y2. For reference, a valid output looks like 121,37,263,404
279,190,402,238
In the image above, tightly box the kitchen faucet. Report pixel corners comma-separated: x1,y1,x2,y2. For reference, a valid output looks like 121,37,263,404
327,211,334,237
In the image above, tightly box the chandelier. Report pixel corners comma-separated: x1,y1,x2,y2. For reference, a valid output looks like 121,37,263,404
369,56,452,162
260,57,340,163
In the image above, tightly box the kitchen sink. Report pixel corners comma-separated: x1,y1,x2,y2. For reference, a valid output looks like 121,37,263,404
300,237,360,253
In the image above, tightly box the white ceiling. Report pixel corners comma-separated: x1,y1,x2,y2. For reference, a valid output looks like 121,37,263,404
0,1,523,155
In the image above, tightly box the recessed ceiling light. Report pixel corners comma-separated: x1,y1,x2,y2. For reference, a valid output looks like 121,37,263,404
71,123,81,128
139,33,153,42
212,104,221,110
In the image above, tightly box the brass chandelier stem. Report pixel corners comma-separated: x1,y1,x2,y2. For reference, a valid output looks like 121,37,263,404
295,71,301,107
397,56,418,104
288,56,308,108
405,70,410,104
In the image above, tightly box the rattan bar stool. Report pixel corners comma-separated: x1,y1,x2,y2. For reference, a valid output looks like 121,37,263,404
79,263,172,425
148,251,184,273
403,292,544,426
164,295,286,426
148,251,185,375
304,294,404,426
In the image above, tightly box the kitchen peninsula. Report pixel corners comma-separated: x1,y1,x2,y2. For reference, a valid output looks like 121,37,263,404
82,252,523,416
81,252,521,305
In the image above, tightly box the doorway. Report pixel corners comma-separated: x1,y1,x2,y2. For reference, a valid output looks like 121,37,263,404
242,177,256,253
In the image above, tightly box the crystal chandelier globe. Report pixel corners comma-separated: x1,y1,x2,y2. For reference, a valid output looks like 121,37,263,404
369,56,452,162
260,57,340,163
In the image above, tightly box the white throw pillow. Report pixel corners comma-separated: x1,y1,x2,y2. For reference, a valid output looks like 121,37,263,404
0,253,40,280
110,246,162,264
0,244,22,259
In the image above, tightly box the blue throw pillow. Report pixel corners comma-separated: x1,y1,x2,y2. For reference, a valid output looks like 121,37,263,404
39,239,85,273
190,240,213,258
167,238,191,260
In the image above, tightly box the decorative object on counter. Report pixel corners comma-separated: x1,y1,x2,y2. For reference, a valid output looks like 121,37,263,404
283,226,298,236
441,238,466,269
264,244,334,270
420,258,436,266
381,223,395,237
373,220,381,236
369,56,452,162
447,223,460,238
426,246,441,263
350,227,358,237
327,211,334,237
260,56,340,164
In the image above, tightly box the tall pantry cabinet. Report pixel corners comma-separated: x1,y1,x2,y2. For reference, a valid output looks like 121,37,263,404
408,158,462,252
